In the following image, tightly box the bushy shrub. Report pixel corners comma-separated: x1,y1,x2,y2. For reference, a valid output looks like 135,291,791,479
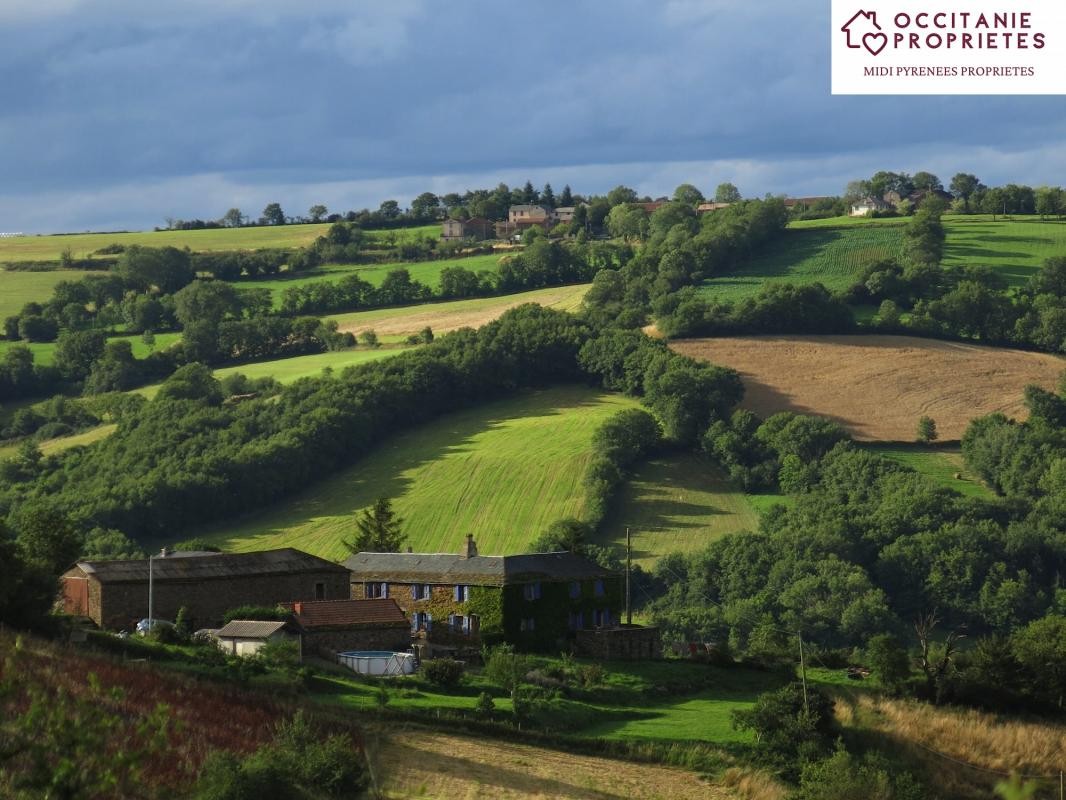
193,712,367,799
475,691,496,717
421,658,464,688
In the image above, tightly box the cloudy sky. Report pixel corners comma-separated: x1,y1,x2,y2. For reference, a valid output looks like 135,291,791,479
1,0,1064,232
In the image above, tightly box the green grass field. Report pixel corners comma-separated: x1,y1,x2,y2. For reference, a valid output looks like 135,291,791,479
132,346,408,400
701,215,1066,302
0,331,182,366
0,224,440,263
0,269,98,319
237,253,504,308
864,443,992,498
312,655,780,746
183,385,641,559
596,453,780,567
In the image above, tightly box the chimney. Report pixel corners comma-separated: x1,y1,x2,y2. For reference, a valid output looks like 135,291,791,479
461,534,478,559
159,546,170,558
293,602,302,615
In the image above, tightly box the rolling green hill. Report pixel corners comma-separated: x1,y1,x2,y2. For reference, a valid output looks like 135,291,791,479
0,224,440,263
183,385,642,560
700,215,1066,302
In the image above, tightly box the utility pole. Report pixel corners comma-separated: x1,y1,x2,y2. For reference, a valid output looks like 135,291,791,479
147,552,154,633
798,631,810,715
625,526,632,626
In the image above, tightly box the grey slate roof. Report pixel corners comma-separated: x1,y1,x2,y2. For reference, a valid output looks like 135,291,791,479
216,620,291,639
343,551,614,587
75,548,348,584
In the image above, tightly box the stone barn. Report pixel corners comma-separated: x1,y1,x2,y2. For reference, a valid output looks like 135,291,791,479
284,598,411,657
61,548,350,631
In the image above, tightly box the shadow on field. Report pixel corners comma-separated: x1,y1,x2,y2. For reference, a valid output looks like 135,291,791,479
184,385,612,554
725,228,842,279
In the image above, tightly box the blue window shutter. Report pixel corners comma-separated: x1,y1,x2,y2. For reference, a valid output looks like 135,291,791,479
536,582,542,599
454,585,459,601
425,584,432,599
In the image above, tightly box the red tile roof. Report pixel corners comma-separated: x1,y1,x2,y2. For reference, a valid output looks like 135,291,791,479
285,599,408,629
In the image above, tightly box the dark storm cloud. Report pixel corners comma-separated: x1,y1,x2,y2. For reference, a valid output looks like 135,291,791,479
0,0,1063,231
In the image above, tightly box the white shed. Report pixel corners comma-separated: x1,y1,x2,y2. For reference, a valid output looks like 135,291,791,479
216,620,301,658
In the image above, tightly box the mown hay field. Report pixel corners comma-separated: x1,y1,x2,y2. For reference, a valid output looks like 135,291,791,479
185,386,640,559
374,731,731,800
673,334,1066,442
330,283,590,341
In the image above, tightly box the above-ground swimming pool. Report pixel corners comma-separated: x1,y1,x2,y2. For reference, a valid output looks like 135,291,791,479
337,650,416,676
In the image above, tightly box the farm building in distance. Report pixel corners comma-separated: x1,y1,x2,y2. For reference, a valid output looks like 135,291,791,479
850,196,893,216
283,598,411,657
61,548,350,631
345,535,629,653
440,217,494,241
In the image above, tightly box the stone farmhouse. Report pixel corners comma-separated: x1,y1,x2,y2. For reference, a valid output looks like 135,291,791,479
441,217,494,241
61,548,350,631
345,535,623,652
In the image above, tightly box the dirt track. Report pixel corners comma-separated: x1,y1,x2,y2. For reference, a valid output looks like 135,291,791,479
672,335,1066,442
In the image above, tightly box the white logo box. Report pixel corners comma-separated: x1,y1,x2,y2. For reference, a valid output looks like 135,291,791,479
831,0,1066,94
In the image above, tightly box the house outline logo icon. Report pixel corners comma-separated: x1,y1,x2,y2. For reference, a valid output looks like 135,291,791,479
841,10,888,56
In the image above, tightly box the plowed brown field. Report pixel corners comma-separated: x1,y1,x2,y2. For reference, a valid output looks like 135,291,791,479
672,335,1066,442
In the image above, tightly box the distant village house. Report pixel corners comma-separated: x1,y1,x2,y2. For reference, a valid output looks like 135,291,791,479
441,217,494,241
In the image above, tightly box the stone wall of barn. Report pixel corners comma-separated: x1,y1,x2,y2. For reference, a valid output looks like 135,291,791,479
574,625,662,661
302,625,412,657
88,570,349,631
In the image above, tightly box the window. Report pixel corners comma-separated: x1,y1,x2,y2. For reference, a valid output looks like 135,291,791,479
366,582,388,599
449,614,468,633
315,582,325,601
412,584,432,601
523,582,542,601
468,614,479,635
520,617,536,632
593,609,612,628
568,611,584,631
594,579,605,598
454,585,470,602
412,611,432,632
569,581,580,599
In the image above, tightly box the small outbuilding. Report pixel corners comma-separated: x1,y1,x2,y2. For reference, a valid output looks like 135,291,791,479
284,598,411,657
216,619,301,658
